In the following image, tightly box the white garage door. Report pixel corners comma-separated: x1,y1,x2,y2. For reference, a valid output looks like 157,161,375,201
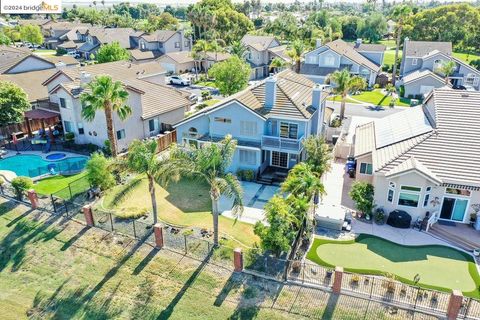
420,85,435,95
160,63,176,73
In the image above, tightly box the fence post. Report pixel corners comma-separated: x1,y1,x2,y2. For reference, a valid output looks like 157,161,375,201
51,194,57,213
447,290,464,320
233,248,243,272
109,212,114,231
27,189,39,209
83,205,94,227
153,224,164,249
332,266,344,294
184,234,188,253
68,184,73,200
132,220,137,239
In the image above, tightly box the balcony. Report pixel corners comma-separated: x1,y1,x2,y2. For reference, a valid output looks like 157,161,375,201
262,135,304,152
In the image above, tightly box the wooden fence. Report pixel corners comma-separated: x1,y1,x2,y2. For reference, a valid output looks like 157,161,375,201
155,130,177,153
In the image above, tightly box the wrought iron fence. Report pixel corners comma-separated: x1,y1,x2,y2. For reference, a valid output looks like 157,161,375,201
288,261,334,288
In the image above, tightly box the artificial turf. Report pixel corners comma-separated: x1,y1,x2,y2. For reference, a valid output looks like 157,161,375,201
307,234,480,297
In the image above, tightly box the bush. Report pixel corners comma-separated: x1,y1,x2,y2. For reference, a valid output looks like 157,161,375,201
373,84,380,89
201,90,211,100
374,208,385,224
65,132,75,142
236,169,255,181
399,85,405,98
196,103,208,111
85,152,115,190
11,176,33,200
102,140,112,157
349,181,375,215
56,47,67,56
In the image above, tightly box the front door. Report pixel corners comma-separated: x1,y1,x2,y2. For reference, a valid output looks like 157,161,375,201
440,197,468,222
271,151,288,168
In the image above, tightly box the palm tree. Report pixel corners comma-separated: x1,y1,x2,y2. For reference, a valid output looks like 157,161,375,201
302,135,332,178
269,57,287,74
327,69,366,121
193,39,211,73
391,5,412,85
164,135,243,246
281,163,325,200
437,60,457,85
80,75,132,157
287,40,304,73
229,40,248,60
117,139,165,225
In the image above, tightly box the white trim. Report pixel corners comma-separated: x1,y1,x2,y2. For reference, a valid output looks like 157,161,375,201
385,168,442,186
397,184,423,208
439,195,470,223
359,162,373,175
236,145,261,151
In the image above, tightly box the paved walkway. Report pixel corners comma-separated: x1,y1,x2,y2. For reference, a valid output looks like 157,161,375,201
321,159,355,209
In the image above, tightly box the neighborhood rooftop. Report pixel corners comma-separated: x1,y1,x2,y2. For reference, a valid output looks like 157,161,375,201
404,40,453,57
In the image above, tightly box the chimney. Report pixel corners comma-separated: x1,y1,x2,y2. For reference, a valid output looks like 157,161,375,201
312,84,322,109
264,76,277,109
313,84,326,134
315,39,322,48
80,71,91,84
356,38,362,46
55,62,66,70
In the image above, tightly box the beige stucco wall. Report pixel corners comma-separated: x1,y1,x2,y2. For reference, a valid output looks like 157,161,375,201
355,154,373,183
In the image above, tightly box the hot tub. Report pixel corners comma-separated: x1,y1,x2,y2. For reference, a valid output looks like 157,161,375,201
315,203,345,231
46,153,67,160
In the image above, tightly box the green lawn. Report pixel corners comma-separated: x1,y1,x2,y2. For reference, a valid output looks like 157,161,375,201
33,49,57,56
327,95,359,104
379,39,397,49
203,98,220,107
452,52,480,64
195,80,217,88
100,176,259,248
33,172,89,198
352,89,410,107
383,49,401,67
307,235,480,297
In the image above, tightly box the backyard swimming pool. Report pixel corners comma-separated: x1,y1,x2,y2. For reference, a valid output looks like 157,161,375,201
45,153,67,160
0,154,88,177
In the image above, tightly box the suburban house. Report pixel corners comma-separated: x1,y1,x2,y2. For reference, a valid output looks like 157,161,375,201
76,27,135,59
42,21,89,49
241,35,290,80
353,88,480,225
41,61,189,151
157,51,231,74
0,46,78,75
301,39,384,86
398,38,480,97
129,30,191,57
173,70,329,182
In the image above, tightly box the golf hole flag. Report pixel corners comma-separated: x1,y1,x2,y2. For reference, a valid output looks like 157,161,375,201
1,0,62,14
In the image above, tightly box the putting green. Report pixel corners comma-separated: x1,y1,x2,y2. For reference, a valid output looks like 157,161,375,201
307,234,480,297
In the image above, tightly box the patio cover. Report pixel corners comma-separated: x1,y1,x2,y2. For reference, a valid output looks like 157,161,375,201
24,109,59,120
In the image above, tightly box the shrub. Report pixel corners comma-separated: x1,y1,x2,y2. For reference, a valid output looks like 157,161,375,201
349,181,375,215
85,152,115,190
196,103,208,111
56,47,67,56
103,140,112,157
236,169,255,181
201,90,211,100
11,176,33,200
374,208,385,224
373,84,380,89
65,132,75,142
114,207,148,220
399,85,405,97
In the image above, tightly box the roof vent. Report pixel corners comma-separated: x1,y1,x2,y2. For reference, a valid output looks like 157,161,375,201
461,93,469,98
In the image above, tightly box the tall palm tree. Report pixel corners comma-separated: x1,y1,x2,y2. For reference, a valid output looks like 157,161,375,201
287,40,305,73
327,69,366,121
391,5,412,85
193,39,211,73
437,60,457,85
269,57,287,74
281,163,325,201
116,139,165,225
229,40,248,60
302,135,332,178
81,75,132,157
164,135,243,246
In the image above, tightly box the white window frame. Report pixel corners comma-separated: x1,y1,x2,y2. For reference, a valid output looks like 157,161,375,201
116,129,126,140
412,58,418,66
465,73,479,86
359,162,373,175
423,186,432,207
239,149,256,165
240,121,257,137
324,54,335,66
397,185,422,208
77,122,84,135
279,122,298,139
387,181,396,203
63,120,73,133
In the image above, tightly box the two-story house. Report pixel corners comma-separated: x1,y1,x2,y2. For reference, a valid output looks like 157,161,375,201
301,39,384,87
173,70,328,182
353,88,480,226
241,35,290,80
77,28,135,60
129,30,191,57
399,38,480,98
43,21,89,49
41,61,190,152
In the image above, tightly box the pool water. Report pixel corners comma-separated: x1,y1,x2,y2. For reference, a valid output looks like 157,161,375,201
0,154,88,177
45,153,67,160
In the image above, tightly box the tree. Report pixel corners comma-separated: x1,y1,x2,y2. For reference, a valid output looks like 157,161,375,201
254,195,297,256
85,152,115,190
303,135,332,177
164,135,243,246
0,31,12,45
192,39,212,72
209,56,251,96
437,60,457,84
391,5,412,85
121,139,165,225
265,12,298,41
281,163,325,201
327,69,366,121
96,41,130,63
229,40,248,59
0,81,31,126
80,75,132,157
11,176,33,200
287,40,305,74
349,181,375,216
269,57,287,74
358,13,387,43
19,25,44,46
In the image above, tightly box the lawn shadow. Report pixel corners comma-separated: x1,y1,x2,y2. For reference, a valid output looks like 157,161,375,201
163,178,212,213
321,293,340,320
132,247,159,275
60,226,91,251
108,177,142,208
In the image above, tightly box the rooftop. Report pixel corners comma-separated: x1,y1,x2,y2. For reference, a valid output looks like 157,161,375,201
404,40,452,57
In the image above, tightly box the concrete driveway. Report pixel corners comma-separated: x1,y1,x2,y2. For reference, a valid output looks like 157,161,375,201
219,181,279,225
321,159,355,209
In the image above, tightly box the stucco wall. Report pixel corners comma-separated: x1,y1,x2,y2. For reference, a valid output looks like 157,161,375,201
7,56,53,74
403,76,445,97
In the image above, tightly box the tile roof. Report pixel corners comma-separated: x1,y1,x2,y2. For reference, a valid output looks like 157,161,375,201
404,40,452,57
158,51,194,64
87,27,134,48
0,46,53,74
268,45,290,62
353,121,375,157
349,42,386,52
140,30,177,42
0,68,57,102
324,39,381,72
241,35,277,51
57,40,82,49
129,49,157,61
402,69,446,85
43,55,79,66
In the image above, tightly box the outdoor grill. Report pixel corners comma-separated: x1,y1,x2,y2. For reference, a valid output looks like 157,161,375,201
387,210,412,229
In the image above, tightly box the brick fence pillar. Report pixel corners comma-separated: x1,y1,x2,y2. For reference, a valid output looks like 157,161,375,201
27,189,39,209
332,266,344,294
82,205,94,227
233,248,243,272
447,289,464,320
153,223,164,249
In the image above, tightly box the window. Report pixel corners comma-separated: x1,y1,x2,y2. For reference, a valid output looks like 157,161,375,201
240,121,257,136
149,119,158,132
387,182,396,203
324,54,335,66
412,58,418,66
359,163,373,175
63,121,73,133
116,129,126,140
446,188,471,197
188,127,198,138
465,73,479,86
280,122,298,139
77,122,84,135
140,41,146,50
59,98,67,109
184,40,189,47
423,186,432,207
289,153,298,162
175,42,180,48
433,59,442,70
247,51,252,60
239,150,256,165
214,117,231,123
398,185,422,207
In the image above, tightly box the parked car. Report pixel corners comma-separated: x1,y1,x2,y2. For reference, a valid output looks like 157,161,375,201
66,51,81,59
169,75,191,86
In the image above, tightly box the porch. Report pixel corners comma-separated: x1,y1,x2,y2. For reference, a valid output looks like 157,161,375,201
428,222,480,251
257,166,289,185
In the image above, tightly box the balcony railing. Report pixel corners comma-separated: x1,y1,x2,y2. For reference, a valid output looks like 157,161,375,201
262,135,304,152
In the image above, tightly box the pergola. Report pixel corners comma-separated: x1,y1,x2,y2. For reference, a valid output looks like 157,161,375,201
24,109,60,140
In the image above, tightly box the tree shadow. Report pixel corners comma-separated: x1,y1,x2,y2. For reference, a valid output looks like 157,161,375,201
132,247,159,275
60,226,90,251
164,178,211,213
109,177,142,207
